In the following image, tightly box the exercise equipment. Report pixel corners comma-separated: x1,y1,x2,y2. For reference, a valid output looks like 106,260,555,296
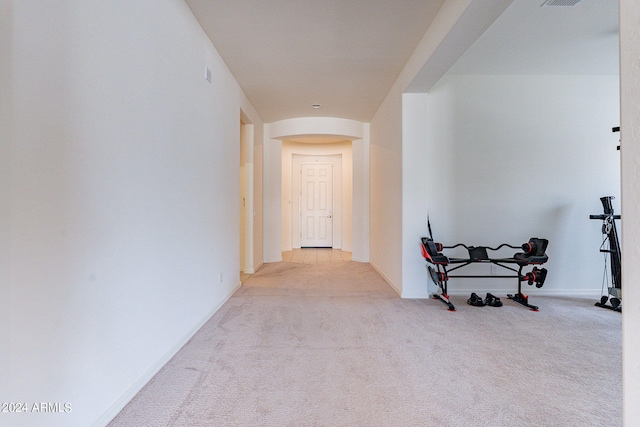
590,196,621,312
421,223,549,311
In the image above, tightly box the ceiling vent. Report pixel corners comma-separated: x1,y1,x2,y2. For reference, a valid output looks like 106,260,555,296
541,0,581,6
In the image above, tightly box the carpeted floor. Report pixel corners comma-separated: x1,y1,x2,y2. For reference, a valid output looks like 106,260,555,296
108,261,622,426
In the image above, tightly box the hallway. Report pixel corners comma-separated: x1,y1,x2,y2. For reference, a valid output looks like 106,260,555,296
4,3,636,426
242,249,352,283
282,248,352,264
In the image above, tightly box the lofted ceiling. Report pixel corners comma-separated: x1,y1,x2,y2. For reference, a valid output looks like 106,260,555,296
185,0,619,124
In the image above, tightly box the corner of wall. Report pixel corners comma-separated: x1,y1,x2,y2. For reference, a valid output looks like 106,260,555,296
620,0,640,423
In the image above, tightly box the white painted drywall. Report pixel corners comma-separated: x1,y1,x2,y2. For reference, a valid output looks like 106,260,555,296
240,119,259,274
370,87,404,291
620,0,640,422
372,0,619,299
263,133,284,262
369,0,513,295
407,74,620,297
269,117,366,141
351,131,371,262
0,0,12,391
401,93,430,298
3,1,262,426
252,123,265,271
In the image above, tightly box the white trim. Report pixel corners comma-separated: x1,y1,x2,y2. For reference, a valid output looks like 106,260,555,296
93,281,241,427
527,289,603,298
253,261,264,273
401,290,432,299
402,287,602,300
244,261,264,275
269,117,366,141
370,261,402,297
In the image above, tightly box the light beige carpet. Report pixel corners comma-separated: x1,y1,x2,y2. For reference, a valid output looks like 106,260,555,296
108,261,621,426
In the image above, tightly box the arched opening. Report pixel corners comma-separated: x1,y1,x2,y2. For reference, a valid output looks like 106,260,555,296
263,118,370,263
282,138,352,252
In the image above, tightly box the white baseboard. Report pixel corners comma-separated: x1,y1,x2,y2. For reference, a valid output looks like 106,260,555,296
370,261,402,297
444,287,602,298
400,290,432,299
93,281,241,427
243,261,264,275
401,283,603,299
531,288,603,298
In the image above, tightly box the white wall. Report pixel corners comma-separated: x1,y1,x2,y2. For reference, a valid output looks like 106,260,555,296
262,130,283,262
253,125,265,271
281,142,353,252
374,0,636,420
369,0,513,294
620,0,640,422
372,0,620,299
0,0,12,389
2,1,262,426
405,74,620,297
370,90,404,291
401,93,430,298
351,132,371,262
239,117,263,274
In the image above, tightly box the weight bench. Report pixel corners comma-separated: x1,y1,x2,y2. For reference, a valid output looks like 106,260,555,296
421,236,549,311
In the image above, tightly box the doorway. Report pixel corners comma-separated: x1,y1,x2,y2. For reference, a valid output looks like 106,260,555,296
290,153,344,250
262,117,370,263
239,115,254,274
299,163,334,247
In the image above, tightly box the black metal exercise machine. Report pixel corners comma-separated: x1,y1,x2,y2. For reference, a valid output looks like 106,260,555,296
421,224,549,311
590,196,621,312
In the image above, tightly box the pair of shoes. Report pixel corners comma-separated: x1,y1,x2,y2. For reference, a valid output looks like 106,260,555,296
484,293,503,307
467,292,485,307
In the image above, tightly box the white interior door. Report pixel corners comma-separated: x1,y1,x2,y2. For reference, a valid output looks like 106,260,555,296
300,164,333,247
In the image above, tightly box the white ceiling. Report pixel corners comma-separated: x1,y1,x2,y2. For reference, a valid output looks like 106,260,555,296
185,0,446,123
185,0,619,124
448,0,619,75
